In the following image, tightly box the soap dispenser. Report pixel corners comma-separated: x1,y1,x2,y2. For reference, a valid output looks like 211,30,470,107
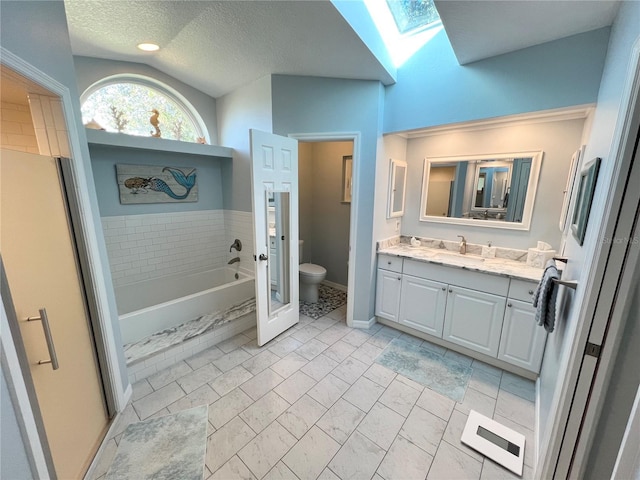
482,241,497,258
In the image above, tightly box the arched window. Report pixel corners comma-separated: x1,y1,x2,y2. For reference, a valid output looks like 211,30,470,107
81,74,209,144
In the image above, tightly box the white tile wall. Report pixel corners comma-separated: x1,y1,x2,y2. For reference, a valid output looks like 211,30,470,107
0,101,39,154
102,210,255,287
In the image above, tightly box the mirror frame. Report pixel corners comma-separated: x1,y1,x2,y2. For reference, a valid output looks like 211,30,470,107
388,158,407,218
419,150,544,230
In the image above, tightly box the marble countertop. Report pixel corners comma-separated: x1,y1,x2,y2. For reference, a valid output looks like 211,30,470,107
378,243,545,283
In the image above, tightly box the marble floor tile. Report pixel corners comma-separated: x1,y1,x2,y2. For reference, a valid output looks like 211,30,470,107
244,327,258,340
377,435,434,480
442,410,483,462
351,342,384,365
300,354,339,382
213,349,254,372
131,379,153,402
341,329,371,348
106,403,140,440
240,391,290,433
495,389,535,430
342,376,385,412
283,426,340,480
277,394,327,439
363,363,397,388
500,371,536,402
271,352,308,378
241,339,273,356
311,316,338,330
206,416,256,473
323,340,356,363
147,361,193,390
291,325,322,344
328,430,386,480
186,346,225,370
367,332,398,349
326,305,347,321
210,455,256,480
481,458,534,480
395,374,425,393
273,371,317,404
240,368,285,400
400,405,447,455
238,421,297,479
262,461,298,480
241,350,282,375
315,325,349,345
468,368,501,399
456,386,497,418
331,357,368,384
307,374,350,408
316,398,366,444
427,440,482,480
210,365,254,397
378,379,421,417
88,437,118,480
357,402,405,450
269,337,304,357
133,382,185,420
218,333,253,353
377,326,402,338
167,384,220,413
176,363,223,394
471,359,504,378
416,386,456,421
295,338,330,360
208,388,254,429
318,468,340,480
398,333,424,346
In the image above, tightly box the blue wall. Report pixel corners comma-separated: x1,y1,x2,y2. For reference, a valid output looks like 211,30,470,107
89,145,226,216
384,27,610,133
272,75,384,323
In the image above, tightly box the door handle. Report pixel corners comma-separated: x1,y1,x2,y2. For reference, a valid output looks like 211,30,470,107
27,308,59,370
259,253,268,261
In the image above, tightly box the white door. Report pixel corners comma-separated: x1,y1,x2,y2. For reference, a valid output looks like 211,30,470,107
399,275,447,337
250,129,299,346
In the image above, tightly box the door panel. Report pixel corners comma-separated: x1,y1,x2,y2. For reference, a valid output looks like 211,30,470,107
498,299,547,372
375,269,402,322
250,130,299,345
1,149,108,479
399,275,447,337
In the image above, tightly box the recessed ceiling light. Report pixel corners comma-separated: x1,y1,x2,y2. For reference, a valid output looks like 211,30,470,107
137,43,160,52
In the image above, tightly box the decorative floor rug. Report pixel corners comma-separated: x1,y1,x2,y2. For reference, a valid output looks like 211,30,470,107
376,338,472,402
300,284,347,319
105,405,208,480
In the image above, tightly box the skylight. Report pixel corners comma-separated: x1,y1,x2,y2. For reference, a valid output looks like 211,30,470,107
387,0,440,35
364,0,442,67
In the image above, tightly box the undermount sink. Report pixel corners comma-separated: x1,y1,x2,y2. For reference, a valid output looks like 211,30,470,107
430,251,486,265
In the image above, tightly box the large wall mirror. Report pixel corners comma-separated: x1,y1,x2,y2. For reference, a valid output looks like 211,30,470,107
420,151,543,230
266,191,291,317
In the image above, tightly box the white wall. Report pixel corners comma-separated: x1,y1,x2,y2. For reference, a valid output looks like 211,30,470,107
400,117,586,250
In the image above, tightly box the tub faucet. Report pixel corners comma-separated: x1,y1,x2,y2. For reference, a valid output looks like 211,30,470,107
230,239,242,252
228,257,240,264
457,235,467,255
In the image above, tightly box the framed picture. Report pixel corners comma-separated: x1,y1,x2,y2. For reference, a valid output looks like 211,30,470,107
571,157,601,245
342,155,353,203
559,145,584,232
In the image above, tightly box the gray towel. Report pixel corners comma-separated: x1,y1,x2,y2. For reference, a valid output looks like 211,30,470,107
532,259,560,333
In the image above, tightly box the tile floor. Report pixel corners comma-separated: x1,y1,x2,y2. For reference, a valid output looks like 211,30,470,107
91,305,536,480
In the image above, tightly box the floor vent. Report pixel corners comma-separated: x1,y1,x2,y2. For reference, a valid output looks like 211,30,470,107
461,410,526,476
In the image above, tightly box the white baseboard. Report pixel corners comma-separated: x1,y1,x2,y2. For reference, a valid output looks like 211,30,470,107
351,316,377,330
321,280,347,292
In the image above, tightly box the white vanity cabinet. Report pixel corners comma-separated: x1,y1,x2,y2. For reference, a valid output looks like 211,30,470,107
375,255,403,322
498,279,547,372
375,254,547,374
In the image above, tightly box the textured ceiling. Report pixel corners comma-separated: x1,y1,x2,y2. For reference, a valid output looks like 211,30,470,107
435,0,620,64
64,0,395,98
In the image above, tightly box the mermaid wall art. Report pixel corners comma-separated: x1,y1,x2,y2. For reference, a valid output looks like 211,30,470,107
116,164,198,204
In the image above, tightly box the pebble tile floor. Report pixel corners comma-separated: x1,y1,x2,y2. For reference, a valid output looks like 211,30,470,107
91,305,536,480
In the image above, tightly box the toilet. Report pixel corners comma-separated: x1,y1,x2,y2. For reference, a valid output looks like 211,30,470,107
298,240,327,303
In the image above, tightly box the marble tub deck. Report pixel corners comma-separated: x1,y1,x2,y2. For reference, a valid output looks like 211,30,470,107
124,298,256,365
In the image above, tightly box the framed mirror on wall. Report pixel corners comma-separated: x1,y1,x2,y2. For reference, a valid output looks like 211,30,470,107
419,151,543,230
571,157,601,246
388,158,407,218
559,145,585,232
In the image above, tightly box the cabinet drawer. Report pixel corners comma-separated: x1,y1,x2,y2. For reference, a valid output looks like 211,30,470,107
378,254,403,273
403,259,509,296
508,279,538,303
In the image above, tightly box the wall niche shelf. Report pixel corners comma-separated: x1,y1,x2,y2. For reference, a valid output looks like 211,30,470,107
86,129,234,159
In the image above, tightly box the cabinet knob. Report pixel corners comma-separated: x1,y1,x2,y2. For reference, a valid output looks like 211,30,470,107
397,277,401,281
388,261,392,265
442,287,446,291
528,290,534,295
449,289,453,293
508,303,512,307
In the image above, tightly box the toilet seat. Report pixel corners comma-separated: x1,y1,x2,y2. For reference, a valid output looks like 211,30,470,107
299,263,326,277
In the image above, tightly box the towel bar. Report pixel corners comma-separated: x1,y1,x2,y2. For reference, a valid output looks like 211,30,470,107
552,278,577,289
553,257,569,263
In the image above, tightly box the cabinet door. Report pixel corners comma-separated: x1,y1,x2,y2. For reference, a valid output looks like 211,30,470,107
375,269,402,322
399,275,447,337
443,287,506,357
498,299,548,372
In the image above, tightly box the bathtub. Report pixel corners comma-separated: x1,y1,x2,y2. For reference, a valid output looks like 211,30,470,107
116,268,255,344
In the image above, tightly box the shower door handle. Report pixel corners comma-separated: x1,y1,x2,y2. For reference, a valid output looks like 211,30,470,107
27,308,59,370
259,254,268,261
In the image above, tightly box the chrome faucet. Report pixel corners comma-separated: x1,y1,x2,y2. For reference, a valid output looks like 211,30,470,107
227,257,240,264
483,209,489,219
457,235,467,255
